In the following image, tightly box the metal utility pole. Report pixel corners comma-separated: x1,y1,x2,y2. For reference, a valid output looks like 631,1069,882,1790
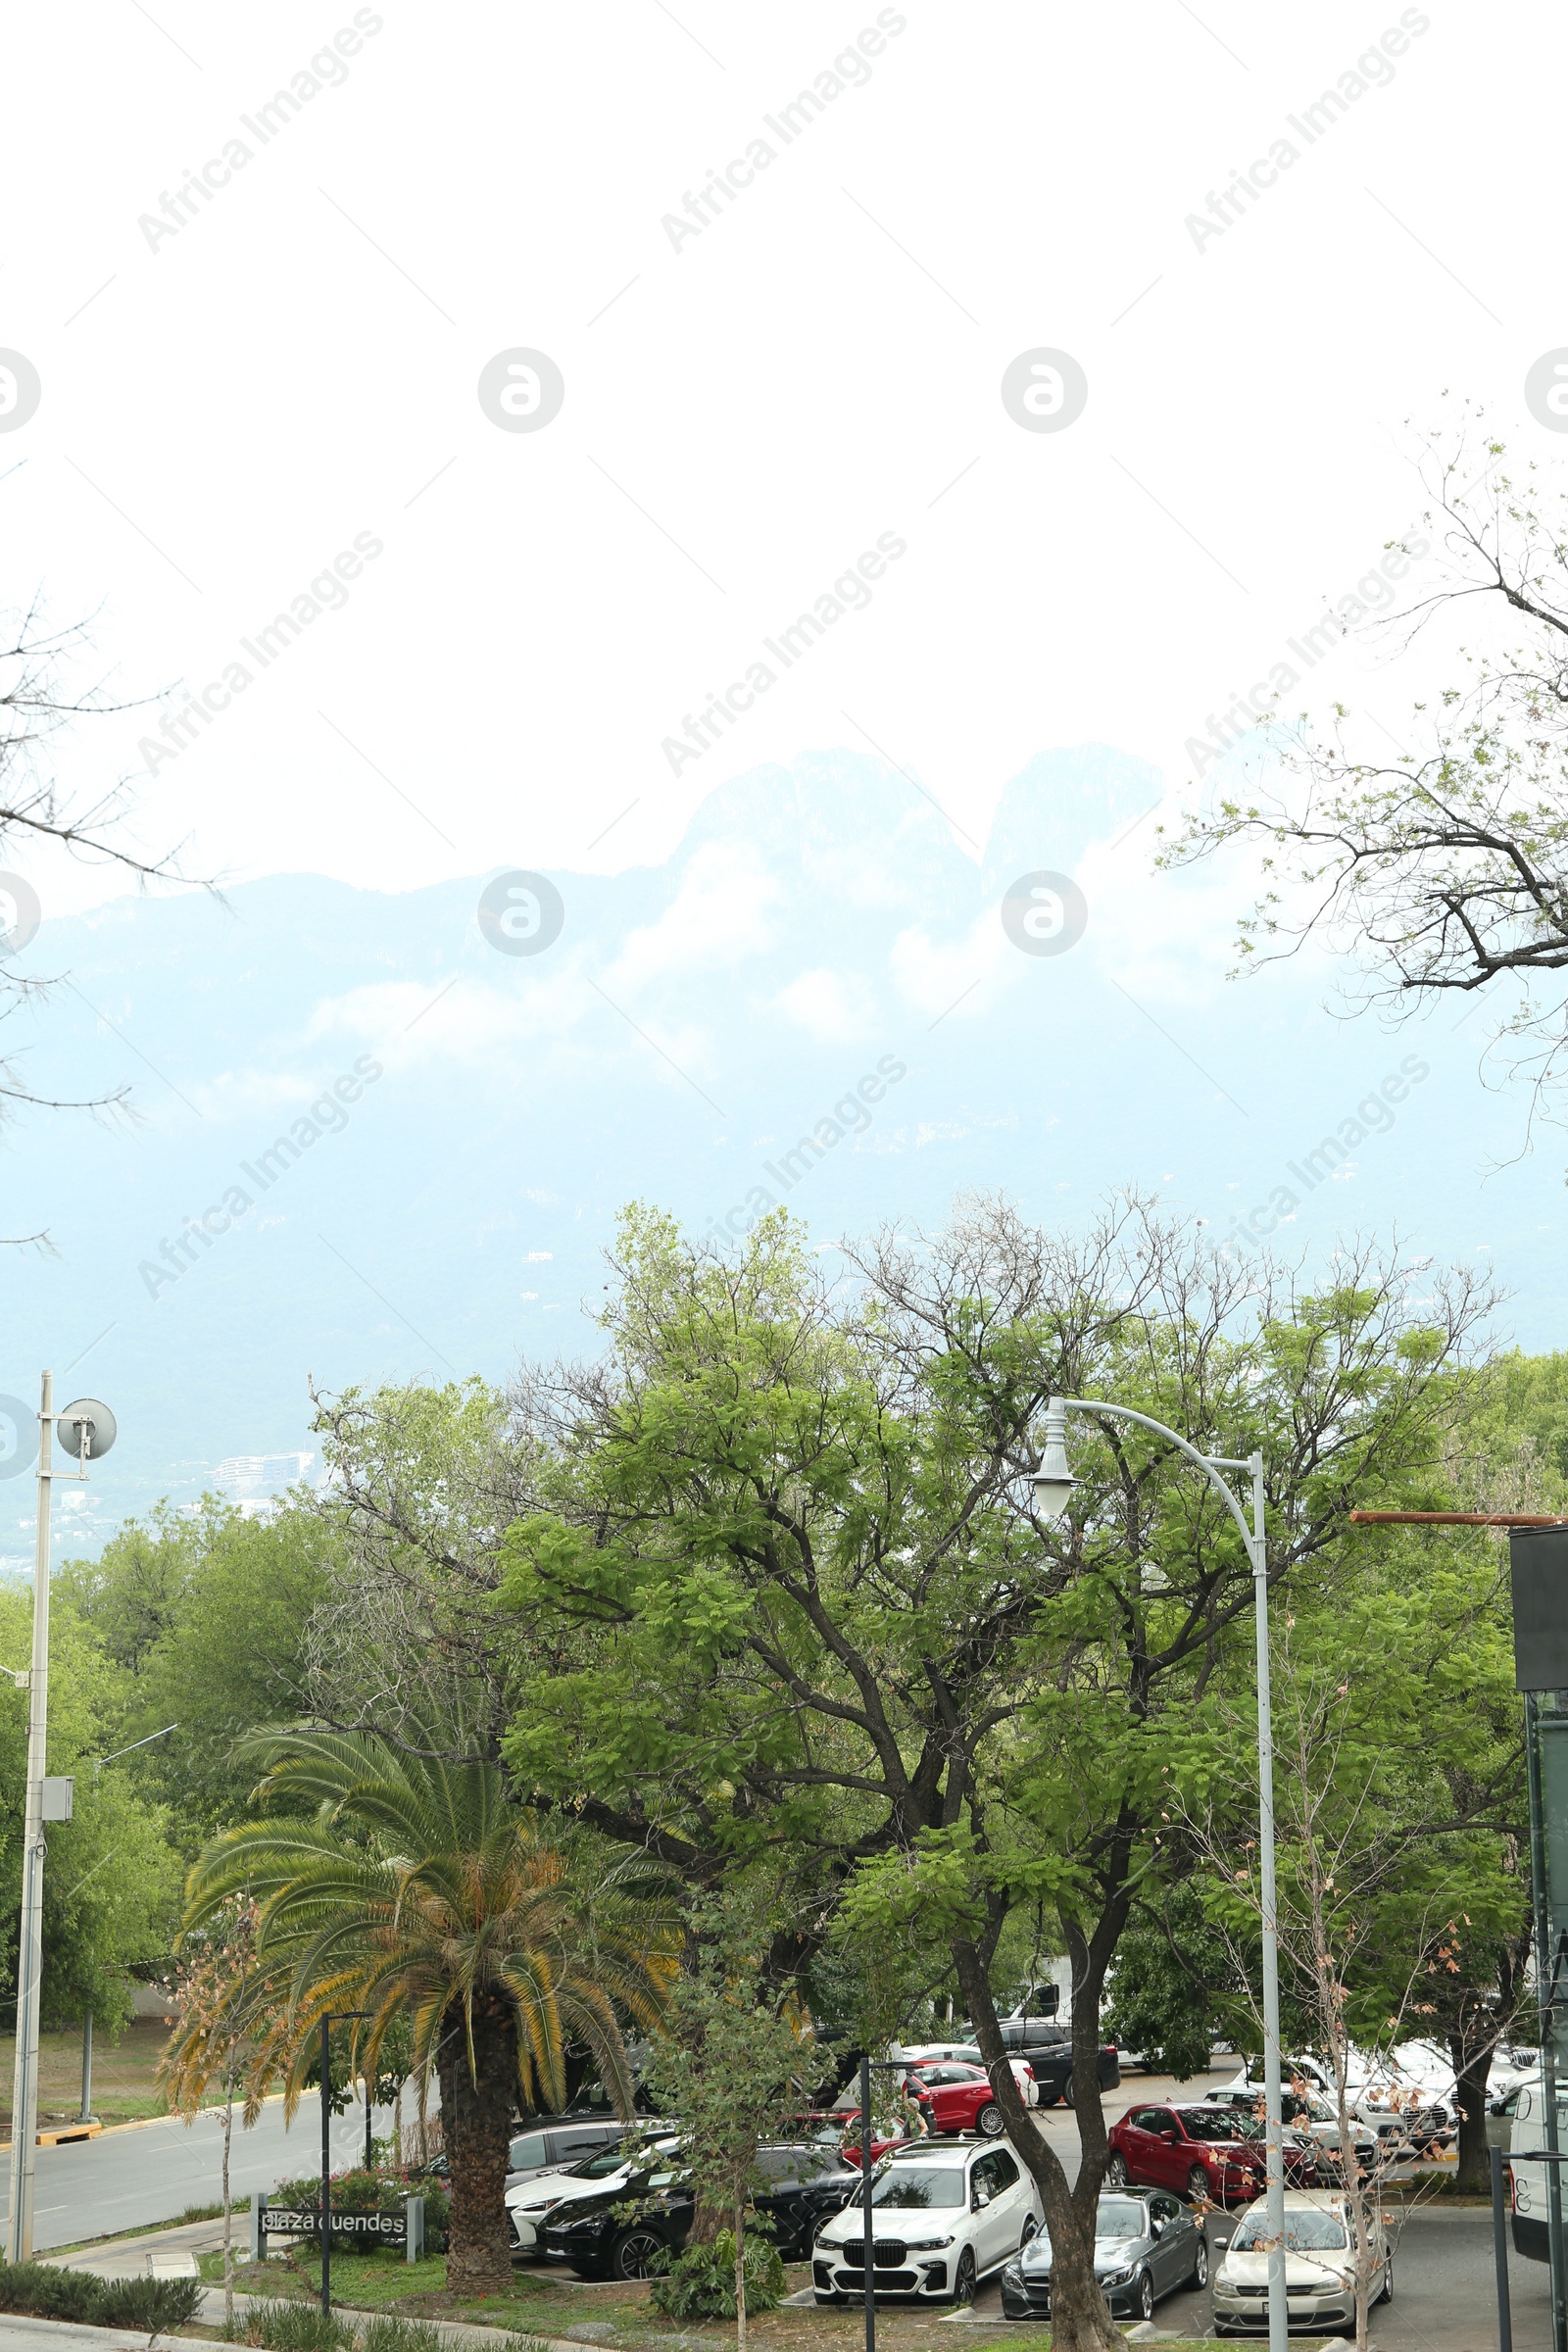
5,1386,116,2262
1034,1399,1285,2352
7,1371,52,2263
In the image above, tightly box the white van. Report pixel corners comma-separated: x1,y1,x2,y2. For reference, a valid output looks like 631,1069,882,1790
1506,2080,1568,2263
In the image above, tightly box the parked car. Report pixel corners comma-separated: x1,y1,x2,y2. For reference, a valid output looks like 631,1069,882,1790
812,2138,1042,2305
1225,2049,1451,2144
898,2045,1042,2103
1198,2089,1347,2182
1211,2189,1391,2336
1106,2102,1270,2208
506,2120,625,2188
537,2141,858,2279
507,2136,683,2257
905,2062,1037,2132
985,2027,1121,2108
1000,2189,1207,2326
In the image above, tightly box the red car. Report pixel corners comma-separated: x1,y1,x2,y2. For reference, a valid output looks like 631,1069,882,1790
1105,2101,1273,2207
904,2062,1030,2138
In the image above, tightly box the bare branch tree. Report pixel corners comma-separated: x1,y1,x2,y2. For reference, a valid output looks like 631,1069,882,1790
1161,417,1568,1144
0,600,208,1239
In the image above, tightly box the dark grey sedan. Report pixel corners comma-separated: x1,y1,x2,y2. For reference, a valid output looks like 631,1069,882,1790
999,2190,1208,2326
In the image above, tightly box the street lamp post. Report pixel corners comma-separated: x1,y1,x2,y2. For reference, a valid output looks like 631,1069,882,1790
5,1382,116,2264
320,2010,372,2316
1032,1396,1287,2352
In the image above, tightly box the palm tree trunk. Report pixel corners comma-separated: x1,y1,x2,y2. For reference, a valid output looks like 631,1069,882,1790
437,1997,518,2295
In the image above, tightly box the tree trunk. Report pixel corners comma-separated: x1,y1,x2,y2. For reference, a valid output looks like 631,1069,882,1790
1450,2031,1494,2193
734,2197,747,2352
436,1996,518,2295
952,1937,1123,2352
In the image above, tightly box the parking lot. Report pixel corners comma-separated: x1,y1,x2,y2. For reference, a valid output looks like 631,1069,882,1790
950,2066,1547,2347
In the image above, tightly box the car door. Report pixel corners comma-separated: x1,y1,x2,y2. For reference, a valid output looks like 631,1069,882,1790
984,2148,1026,2260
967,2152,1011,2269
1115,2107,1162,2187
1149,2109,1189,2192
1148,2193,1188,2293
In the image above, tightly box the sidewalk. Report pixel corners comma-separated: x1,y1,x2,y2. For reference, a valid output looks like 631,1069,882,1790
46,2225,587,2352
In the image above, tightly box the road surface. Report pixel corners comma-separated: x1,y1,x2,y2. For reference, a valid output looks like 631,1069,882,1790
2,2091,404,2253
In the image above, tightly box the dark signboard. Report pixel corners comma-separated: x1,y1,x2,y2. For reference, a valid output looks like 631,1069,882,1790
1511,1528,1568,1692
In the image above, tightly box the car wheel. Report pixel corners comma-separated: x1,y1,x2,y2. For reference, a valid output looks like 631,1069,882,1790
1378,2254,1394,2305
1137,2269,1154,2322
1061,2074,1076,2108
953,2247,977,2304
1104,2154,1129,2186
1191,2235,1209,2289
976,2101,1005,2137
1188,2166,1209,2203
1020,2217,1038,2248
611,2229,664,2280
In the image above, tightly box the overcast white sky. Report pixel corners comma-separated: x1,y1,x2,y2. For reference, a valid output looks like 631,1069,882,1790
1,0,1558,923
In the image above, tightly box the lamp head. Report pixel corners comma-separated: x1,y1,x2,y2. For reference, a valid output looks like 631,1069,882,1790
1030,1396,1076,1523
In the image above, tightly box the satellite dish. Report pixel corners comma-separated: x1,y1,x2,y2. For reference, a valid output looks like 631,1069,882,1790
58,1398,116,1461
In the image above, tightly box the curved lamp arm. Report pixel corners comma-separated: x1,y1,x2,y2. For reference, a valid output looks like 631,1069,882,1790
1033,1394,1258,1560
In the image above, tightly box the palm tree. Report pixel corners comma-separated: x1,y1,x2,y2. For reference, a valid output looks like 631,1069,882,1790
184,1726,670,2293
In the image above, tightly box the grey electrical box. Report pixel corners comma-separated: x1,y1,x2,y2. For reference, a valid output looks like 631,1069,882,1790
1510,1527,1568,1690
40,1777,74,1821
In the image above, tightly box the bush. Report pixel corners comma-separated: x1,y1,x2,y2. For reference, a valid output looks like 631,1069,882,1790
361,2320,446,2352
97,2277,207,2334
649,2231,787,2320
269,2166,449,2254
0,2261,201,2337
227,2298,359,2351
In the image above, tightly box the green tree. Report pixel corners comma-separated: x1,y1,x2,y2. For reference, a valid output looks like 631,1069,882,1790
494,1196,1488,2352
0,1583,180,2034
60,1498,333,1838
646,1895,806,2347
182,1725,670,2293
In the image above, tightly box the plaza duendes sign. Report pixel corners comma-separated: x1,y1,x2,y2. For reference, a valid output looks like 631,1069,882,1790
264,2209,407,2240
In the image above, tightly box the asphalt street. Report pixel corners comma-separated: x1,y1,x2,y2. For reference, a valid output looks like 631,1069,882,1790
1,2090,401,2253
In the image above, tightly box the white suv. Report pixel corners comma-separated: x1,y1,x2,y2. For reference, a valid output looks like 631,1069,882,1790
812,2139,1042,2305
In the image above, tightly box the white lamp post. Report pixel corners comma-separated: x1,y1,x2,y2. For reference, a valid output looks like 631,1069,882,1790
6,1380,117,2262
1032,1395,1287,2352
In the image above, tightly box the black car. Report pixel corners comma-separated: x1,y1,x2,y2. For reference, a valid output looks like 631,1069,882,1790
993,2025,1120,2110
1000,2190,1206,2327
539,2142,860,2280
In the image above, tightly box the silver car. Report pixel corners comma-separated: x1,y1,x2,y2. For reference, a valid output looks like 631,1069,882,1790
999,2190,1207,2326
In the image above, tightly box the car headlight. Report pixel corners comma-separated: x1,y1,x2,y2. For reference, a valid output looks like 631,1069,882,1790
1002,2265,1023,2285
904,2235,955,2250
1100,2264,1136,2288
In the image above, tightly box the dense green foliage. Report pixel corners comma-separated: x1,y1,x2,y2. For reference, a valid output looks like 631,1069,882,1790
0,2258,202,2331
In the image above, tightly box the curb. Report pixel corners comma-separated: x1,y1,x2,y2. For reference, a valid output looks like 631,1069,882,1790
196,2286,587,2351
0,2093,290,2155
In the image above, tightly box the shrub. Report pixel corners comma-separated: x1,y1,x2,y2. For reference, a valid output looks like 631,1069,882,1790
649,2231,787,2320
229,2298,358,2351
362,2320,445,2352
268,2166,449,2254
0,2261,201,2337
97,2277,206,2334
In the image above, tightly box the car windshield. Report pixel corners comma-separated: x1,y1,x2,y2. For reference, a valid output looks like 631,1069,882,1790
567,2150,632,2180
1175,2111,1245,2141
1096,2203,1149,2241
851,2166,965,2210
1231,2213,1348,2252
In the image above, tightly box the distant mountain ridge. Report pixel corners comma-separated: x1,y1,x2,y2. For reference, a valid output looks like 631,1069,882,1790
0,742,1552,1568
